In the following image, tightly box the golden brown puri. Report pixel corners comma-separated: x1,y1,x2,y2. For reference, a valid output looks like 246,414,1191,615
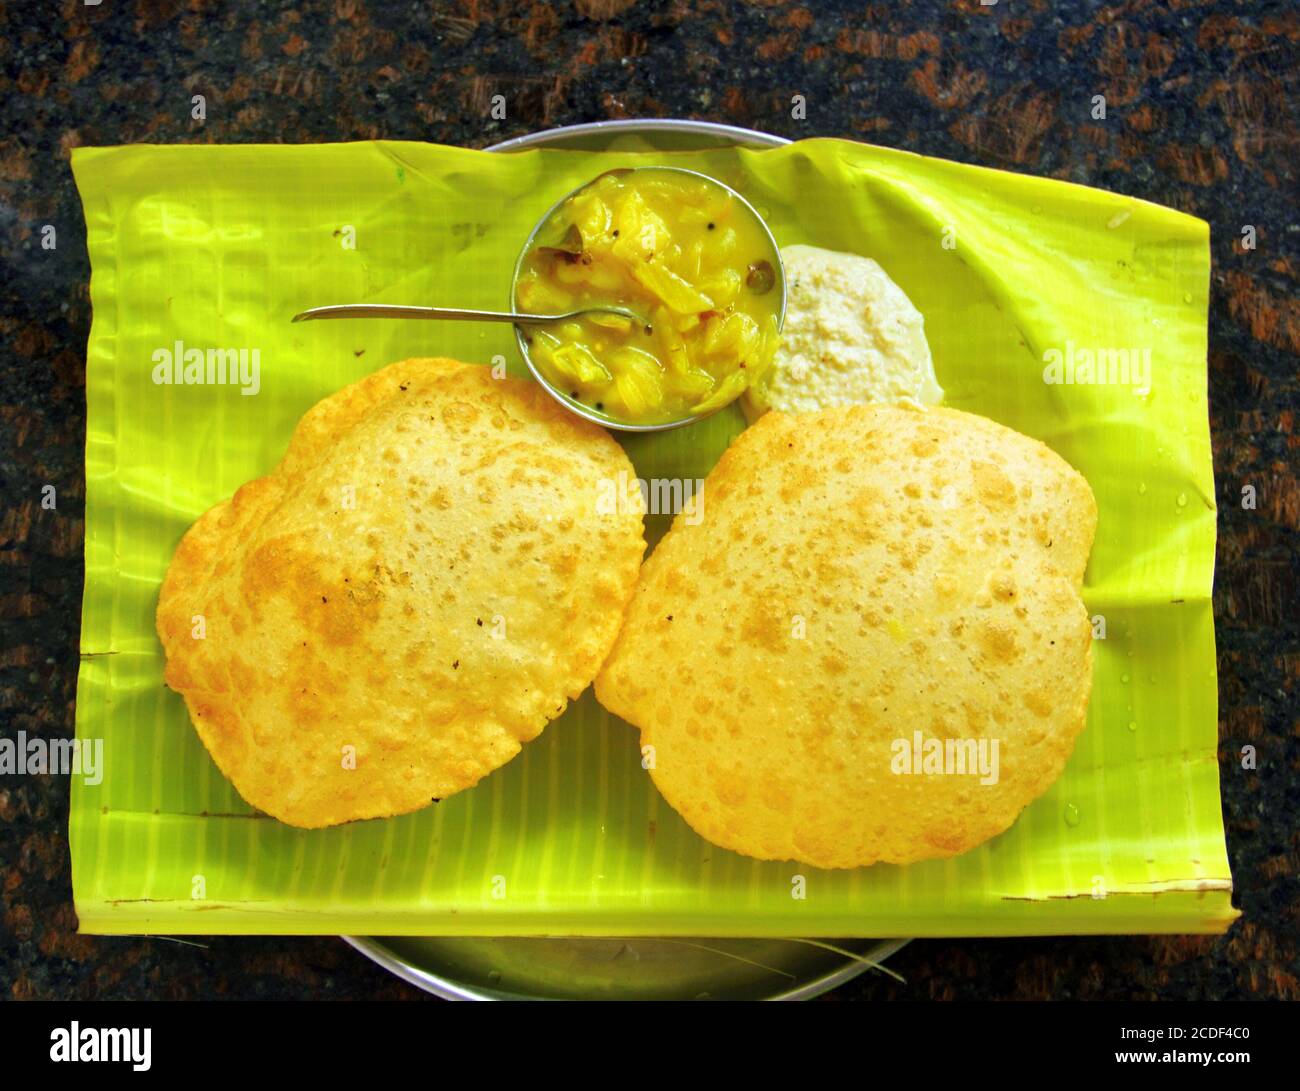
157,358,645,828
595,404,1097,869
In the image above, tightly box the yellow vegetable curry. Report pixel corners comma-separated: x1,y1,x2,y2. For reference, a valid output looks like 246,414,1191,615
515,168,783,426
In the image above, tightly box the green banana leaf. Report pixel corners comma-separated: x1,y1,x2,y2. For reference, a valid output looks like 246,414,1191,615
70,138,1235,936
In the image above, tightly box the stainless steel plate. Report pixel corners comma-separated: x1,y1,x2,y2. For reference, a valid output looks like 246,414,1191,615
346,934,909,1001
345,119,910,1001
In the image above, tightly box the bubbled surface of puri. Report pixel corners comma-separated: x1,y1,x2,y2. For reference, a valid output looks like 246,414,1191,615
596,404,1096,869
158,358,646,828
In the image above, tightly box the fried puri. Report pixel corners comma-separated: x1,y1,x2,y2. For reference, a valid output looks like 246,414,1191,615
595,404,1096,868
158,358,645,827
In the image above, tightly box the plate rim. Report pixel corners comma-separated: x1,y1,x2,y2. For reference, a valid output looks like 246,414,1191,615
344,934,912,1002
484,117,791,152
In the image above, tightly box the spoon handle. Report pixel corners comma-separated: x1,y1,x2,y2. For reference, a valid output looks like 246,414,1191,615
293,304,547,324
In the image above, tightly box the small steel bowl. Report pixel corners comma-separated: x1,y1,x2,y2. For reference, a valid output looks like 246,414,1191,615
510,165,786,433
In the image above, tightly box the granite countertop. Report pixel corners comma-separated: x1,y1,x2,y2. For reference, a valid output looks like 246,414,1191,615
1,1,1295,1000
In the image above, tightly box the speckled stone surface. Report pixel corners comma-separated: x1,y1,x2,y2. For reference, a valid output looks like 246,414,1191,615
1,1,1296,1000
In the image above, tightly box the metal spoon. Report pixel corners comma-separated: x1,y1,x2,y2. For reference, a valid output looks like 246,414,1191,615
292,303,647,326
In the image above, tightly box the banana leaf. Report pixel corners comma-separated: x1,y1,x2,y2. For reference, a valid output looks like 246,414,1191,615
70,138,1234,936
